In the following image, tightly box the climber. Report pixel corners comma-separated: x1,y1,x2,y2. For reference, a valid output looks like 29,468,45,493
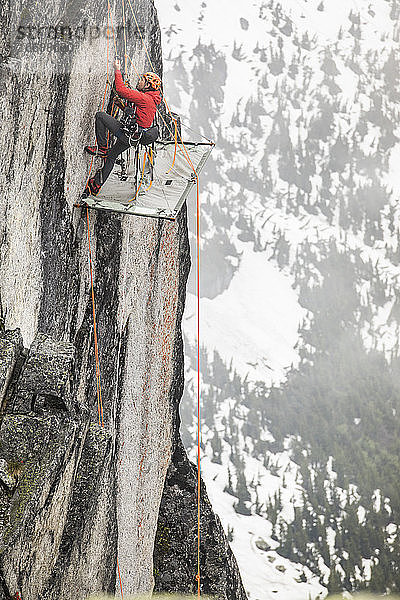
82,59,162,198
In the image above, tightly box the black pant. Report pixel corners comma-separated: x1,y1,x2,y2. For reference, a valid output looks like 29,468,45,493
93,111,132,186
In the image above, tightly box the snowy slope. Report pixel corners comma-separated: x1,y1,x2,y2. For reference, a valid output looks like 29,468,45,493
185,243,305,383
192,452,325,600
157,0,400,370
157,0,396,125
155,0,400,597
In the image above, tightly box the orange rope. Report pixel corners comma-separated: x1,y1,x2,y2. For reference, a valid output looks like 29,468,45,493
107,5,125,595
85,208,105,428
129,149,148,202
82,2,125,596
116,557,124,599
122,0,128,74
166,119,178,174
144,148,154,192
103,6,110,111
125,0,154,70
81,6,111,418
107,0,118,55
83,5,110,190
126,53,140,78
162,95,198,169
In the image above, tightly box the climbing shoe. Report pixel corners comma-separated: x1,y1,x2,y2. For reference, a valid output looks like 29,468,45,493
82,177,102,199
84,145,108,158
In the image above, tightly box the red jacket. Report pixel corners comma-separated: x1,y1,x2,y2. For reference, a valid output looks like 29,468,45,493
114,69,161,128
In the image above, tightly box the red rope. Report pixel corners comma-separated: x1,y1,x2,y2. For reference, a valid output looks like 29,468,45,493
86,208,104,428
196,180,201,596
116,557,124,599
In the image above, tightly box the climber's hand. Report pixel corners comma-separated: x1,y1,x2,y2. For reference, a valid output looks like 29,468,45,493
114,96,126,111
114,58,121,71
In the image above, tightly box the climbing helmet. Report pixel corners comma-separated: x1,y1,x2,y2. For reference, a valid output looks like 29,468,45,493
143,72,162,90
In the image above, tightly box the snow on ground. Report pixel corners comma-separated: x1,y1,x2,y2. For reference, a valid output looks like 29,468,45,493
187,431,326,600
387,143,400,202
184,243,305,384
205,477,324,599
156,0,395,127
154,0,400,596
187,418,326,600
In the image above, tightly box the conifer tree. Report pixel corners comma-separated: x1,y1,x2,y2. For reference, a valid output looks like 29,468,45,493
233,469,251,515
210,429,222,464
224,466,235,496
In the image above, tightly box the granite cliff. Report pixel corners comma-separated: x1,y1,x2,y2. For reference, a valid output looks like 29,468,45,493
0,0,246,598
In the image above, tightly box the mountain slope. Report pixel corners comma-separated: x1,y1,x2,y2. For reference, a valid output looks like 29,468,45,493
155,0,400,597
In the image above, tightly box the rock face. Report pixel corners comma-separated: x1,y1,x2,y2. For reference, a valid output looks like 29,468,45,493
6,332,75,414
0,330,23,406
154,441,248,600
0,330,115,598
0,1,246,599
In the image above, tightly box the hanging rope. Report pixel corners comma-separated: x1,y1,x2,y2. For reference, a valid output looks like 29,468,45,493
81,3,125,597
116,557,125,599
126,53,140,78
195,179,201,597
166,119,178,174
145,147,154,192
129,149,148,202
125,0,155,71
107,0,118,55
122,0,128,74
85,208,105,429
81,0,117,429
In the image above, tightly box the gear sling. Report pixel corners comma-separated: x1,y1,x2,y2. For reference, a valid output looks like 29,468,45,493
114,100,159,194
95,95,159,181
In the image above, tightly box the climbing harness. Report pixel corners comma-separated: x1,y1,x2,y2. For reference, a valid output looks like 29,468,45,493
118,105,142,145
